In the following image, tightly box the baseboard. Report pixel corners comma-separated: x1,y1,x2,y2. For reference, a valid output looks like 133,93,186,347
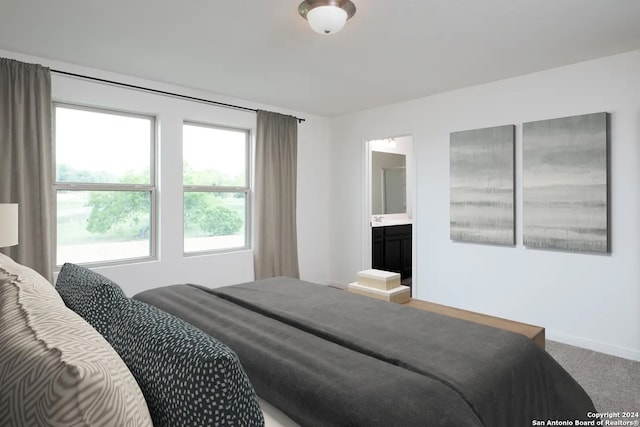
326,281,347,289
546,330,640,362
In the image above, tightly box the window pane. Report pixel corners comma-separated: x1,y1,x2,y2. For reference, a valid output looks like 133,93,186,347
57,190,151,264
55,106,152,184
184,192,246,253
183,124,247,187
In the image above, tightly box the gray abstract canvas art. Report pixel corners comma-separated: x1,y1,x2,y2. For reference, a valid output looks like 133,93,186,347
523,112,609,253
450,125,515,245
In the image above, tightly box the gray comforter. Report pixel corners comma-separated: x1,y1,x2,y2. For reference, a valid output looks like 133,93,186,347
134,277,595,427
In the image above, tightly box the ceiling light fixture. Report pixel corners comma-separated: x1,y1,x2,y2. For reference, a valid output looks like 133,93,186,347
298,0,356,35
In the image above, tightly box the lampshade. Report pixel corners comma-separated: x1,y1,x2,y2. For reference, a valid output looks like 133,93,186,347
0,203,19,248
298,0,356,35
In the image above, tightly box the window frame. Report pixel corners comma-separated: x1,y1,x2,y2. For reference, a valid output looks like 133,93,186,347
52,102,158,267
182,120,252,255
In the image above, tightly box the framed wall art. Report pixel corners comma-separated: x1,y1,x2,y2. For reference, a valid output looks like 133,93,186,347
450,125,515,245
522,112,609,253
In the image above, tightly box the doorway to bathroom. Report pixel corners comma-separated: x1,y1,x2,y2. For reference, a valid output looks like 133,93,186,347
365,135,414,293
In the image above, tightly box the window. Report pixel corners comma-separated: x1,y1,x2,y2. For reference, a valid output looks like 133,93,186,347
183,122,250,253
54,104,156,265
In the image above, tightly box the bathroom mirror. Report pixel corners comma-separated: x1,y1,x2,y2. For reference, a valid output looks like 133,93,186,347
371,151,406,215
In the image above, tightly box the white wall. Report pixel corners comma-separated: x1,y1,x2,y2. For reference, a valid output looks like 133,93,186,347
1,49,332,295
330,50,640,361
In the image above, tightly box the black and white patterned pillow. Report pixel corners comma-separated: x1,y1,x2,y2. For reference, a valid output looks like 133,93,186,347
55,263,128,336
108,299,264,427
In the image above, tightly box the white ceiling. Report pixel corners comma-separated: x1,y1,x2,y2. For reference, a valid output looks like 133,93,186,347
1,0,640,117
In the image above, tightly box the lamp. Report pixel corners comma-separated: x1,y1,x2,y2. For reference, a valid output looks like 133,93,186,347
298,0,356,35
0,204,19,248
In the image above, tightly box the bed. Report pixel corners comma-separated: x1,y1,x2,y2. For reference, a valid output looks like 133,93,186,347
134,277,595,427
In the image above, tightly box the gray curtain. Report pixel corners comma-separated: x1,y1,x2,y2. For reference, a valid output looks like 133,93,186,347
0,58,53,282
254,110,300,280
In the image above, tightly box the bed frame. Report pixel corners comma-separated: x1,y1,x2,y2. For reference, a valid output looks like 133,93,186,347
402,298,546,348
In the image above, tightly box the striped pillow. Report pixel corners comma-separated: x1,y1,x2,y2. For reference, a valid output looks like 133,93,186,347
0,254,153,427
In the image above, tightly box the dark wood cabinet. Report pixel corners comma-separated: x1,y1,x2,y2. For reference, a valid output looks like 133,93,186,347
372,224,412,282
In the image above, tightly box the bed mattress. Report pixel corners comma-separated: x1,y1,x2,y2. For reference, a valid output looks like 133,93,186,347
134,277,595,427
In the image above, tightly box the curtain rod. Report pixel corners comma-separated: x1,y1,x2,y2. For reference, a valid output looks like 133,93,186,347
50,69,305,123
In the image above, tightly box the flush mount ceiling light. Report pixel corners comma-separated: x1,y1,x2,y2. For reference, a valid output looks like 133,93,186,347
298,0,356,35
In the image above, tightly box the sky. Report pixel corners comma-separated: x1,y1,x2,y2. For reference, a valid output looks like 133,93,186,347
55,106,247,181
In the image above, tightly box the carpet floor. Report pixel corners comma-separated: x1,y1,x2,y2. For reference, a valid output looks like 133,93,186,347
547,340,640,416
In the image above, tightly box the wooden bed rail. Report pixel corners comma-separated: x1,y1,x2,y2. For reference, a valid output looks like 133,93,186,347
402,298,545,349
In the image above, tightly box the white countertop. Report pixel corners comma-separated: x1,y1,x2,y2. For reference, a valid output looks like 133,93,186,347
371,214,412,227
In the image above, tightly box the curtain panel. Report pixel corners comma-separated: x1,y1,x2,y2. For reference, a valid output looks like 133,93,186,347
0,58,53,282
253,110,300,280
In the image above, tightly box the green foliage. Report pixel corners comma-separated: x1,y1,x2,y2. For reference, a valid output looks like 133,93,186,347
86,191,150,234
83,170,151,235
184,192,208,221
58,163,244,238
183,164,244,187
57,163,115,183
197,204,243,236
184,192,243,236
